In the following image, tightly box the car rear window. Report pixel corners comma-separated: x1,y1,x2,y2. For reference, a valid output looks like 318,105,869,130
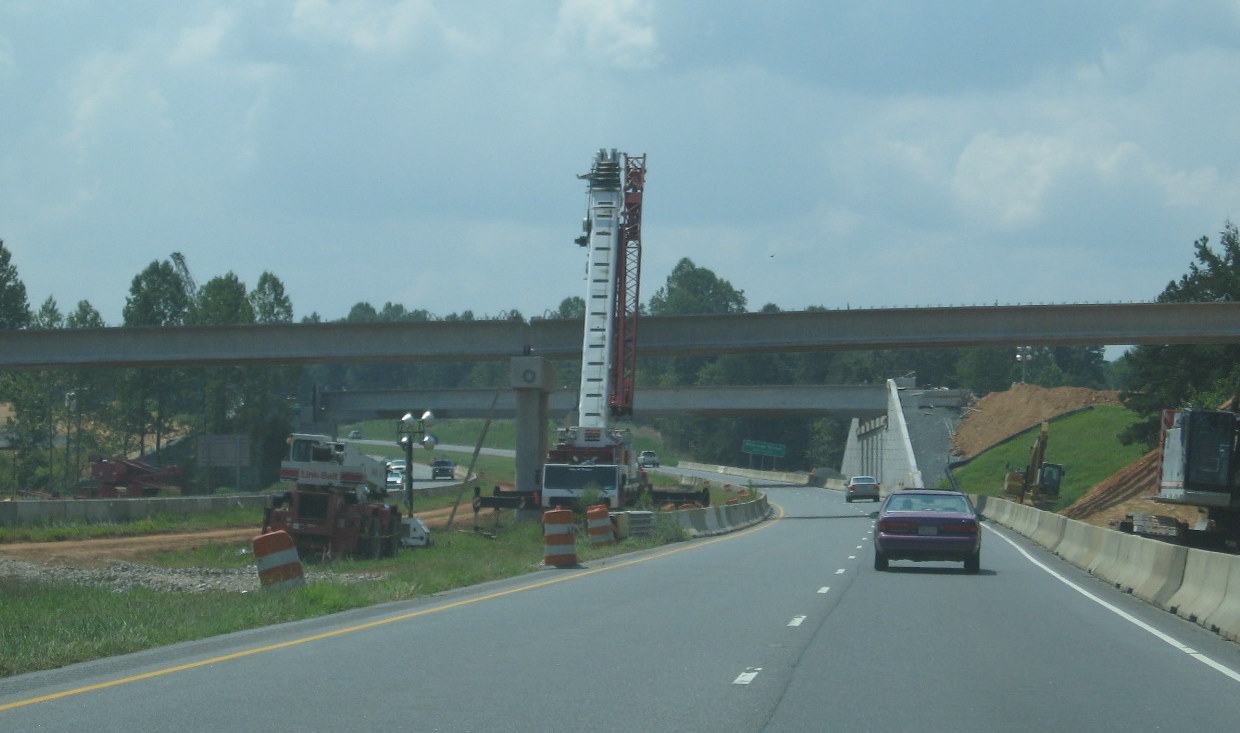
888,495,970,513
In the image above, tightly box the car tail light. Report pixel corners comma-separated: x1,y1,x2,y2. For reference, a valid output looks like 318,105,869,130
878,519,918,533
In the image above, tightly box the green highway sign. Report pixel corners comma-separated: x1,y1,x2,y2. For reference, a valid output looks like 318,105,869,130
742,439,785,458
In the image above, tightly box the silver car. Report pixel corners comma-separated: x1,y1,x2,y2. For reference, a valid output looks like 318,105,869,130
846,475,881,503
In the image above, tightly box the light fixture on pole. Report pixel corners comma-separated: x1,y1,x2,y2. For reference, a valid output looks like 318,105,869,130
1015,346,1033,383
396,410,438,512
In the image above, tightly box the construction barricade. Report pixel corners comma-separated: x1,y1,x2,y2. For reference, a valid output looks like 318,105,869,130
586,504,615,546
253,530,305,591
543,508,577,567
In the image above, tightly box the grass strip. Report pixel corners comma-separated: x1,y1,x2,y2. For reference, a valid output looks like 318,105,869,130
0,502,700,678
947,404,1147,510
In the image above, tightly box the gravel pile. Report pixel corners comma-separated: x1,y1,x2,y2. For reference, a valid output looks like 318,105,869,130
0,559,377,593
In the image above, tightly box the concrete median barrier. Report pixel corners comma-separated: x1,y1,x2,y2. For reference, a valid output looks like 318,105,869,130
1030,512,1067,553
983,498,1012,526
1165,549,1233,626
1086,529,1129,586
1130,538,1188,608
1054,518,1107,572
1202,555,1240,642
670,495,772,537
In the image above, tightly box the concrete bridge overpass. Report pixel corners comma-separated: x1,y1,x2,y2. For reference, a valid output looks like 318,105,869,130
316,384,892,421
0,301,1235,370
0,301,1232,496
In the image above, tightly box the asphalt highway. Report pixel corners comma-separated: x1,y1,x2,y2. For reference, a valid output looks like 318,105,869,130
4,477,1240,732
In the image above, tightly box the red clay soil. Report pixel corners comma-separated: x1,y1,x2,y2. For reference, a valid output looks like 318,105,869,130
1060,450,1201,529
950,384,1197,528
952,383,1122,460
0,503,484,566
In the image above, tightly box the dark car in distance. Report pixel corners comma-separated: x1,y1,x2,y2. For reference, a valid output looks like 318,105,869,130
873,490,981,572
431,459,455,480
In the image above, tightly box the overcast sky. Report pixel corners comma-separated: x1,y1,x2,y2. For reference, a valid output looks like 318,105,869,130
3,1,1240,326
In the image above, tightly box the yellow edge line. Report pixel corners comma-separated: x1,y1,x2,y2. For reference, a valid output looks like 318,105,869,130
2,502,787,712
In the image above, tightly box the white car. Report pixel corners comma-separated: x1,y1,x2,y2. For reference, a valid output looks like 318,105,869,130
846,476,881,503
637,450,660,468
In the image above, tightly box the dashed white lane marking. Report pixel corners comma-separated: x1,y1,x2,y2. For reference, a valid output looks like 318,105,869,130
788,615,807,627
835,568,846,575
817,587,831,594
989,527,1240,685
848,555,856,560
856,545,864,550
733,667,762,685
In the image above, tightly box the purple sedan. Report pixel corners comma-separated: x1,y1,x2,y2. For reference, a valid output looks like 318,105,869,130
873,490,981,572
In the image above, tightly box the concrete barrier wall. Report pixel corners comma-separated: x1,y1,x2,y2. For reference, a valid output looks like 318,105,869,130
1130,539,1187,608
1054,519,1108,573
1030,512,1067,554
671,495,772,538
981,495,1240,643
1203,558,1240,642
1165,550,1232,626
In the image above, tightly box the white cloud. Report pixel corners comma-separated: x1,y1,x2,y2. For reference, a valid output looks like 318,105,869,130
65,50,170,153
170,9,234,66
551,0,660,70
0,35,15,81
290,0,445,55
952,131,1076,229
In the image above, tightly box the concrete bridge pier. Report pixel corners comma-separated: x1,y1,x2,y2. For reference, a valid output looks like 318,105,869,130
509,356,555,497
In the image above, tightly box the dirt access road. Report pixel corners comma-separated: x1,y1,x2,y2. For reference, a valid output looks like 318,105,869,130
0,503,484,567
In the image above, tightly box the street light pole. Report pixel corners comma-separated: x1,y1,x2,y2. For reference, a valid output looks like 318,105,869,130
1016,346,1033,383
396,410,438,513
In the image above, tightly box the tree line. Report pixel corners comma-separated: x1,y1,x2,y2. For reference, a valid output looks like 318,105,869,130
0,222,1234,494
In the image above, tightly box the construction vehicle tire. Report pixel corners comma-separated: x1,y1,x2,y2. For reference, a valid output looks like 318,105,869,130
368,520,382,560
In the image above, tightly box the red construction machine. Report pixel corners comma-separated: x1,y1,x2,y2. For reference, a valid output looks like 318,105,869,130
263,433,430,559
76,456,184,499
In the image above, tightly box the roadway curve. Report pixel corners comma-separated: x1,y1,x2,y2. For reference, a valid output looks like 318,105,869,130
4,476,1240,731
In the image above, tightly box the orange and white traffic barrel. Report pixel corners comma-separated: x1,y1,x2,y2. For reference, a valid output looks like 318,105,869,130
543,508,577,567
253,530,305,591
586,504,615,546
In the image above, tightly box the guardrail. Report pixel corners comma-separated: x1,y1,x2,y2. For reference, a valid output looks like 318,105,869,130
973,495,1240,644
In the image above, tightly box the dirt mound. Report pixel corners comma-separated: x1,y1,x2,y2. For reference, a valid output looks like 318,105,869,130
1060,450,1200,528
952,383,1122,460
954,384,1201,528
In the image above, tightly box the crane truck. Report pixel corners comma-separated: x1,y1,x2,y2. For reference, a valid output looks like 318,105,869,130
263,433,430,559
1133,408,1240,551
539,149,651,510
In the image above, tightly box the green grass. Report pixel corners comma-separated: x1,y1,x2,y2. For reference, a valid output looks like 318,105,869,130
1,491,759,678
344,418,681,467
946,404,1148,511
0,505,261,544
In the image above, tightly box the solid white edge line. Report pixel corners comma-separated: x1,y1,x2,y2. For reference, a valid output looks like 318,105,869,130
987,525,1240,685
